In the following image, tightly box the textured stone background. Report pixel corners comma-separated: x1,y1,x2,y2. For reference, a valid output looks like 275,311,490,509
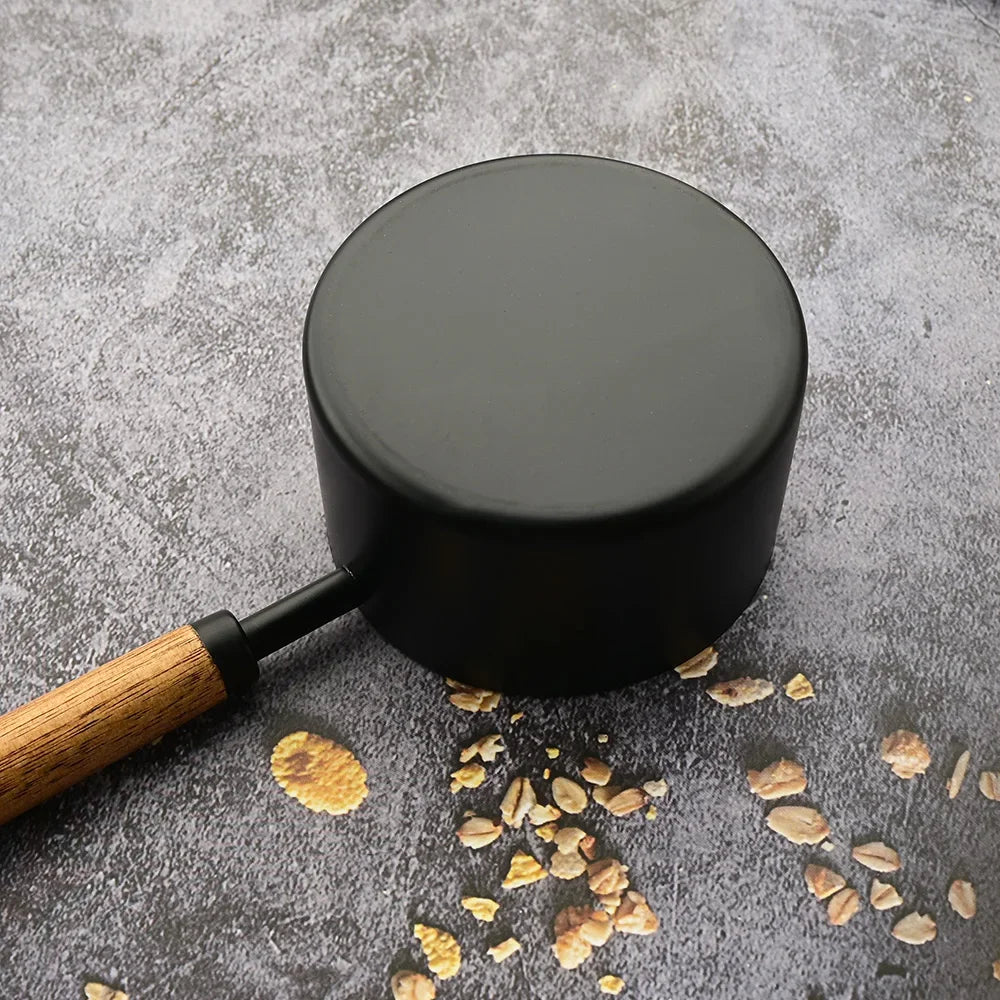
2,1,999,997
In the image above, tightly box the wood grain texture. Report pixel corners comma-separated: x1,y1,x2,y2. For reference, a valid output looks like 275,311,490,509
0,626,227,825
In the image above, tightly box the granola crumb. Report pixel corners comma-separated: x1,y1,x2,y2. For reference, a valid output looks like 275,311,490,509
613,891,659,935
413,924,462,979
270,731,369,815
459,734,505,764
550,849,588,880
851,841,901,873
546,747,561,759
784,673,815,700
500,777,536,828
528,803,562,826
460,896,499,922
390,970,436,1000
993,959,1000,981
597,734,609,744
946,749,971,799
598,974,626,995
446,680,501,713
510,711,525,724
449,763,486,793
804,864,846,900
487,937,521,963
820,840,836,853
84,986,128,1000
645,805,657,821
642,779,669,798
604,788,648,817
707,677,775,707
588,858,630,896
674,647,718,679
747,759,807,800
880,730,931,779
502,850,548,889
534,821,559,842
543,767,551,780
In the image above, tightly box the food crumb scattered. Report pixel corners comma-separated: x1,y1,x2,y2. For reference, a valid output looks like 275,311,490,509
642,779,669,798
500,777,536,828
674,646,718,679
598,974,626,994
460,896,499,922
820,841,836,853
546,747,561,759
946,749,971,799
413,924,462,979
891,912,937,945
270,731,369,815
827,887,860,926
528,803,562,826
487,937,521,962
84,985,128,1000
535,821,559,842
870,879,903,910
446,679,501,713
707,677,775,707
804,864,846,900
459,734,505,763
543,767,551,780
880,730,931,779
390,970,436,1000
645,805,657,821
597,734,609,744
948,879,976,920
502,850,548,889
993,959,1000,981
979,771,1000,801
510,711,525,724
851,841,901,873
449,763,487,793
784,673,815,700
747,759,807,800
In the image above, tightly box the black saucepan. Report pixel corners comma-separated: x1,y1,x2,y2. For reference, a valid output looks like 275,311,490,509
0,154,807,825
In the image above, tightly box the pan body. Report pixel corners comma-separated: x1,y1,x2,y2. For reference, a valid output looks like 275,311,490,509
304,155,806,695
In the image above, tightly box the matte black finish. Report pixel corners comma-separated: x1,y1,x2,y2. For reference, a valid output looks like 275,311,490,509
191,610,259,697
304,154,807,695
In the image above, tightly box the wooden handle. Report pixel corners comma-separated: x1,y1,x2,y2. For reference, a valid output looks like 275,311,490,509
0,626,229,825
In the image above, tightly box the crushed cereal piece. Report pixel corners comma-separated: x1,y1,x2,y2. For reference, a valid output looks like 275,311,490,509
891,912,937,945
500,777,536,828
581,758,613,786
645,805,657,820
456,816,502,849
552,777,588,814
552,907,612,969
510,711,525,724
870,879,903,910
597,733,609,744
534,821,559,842
880,730,931,779
550,850,588,880
804,864,846,900
946,750,971,799
851,841,901,873
502,850,548,889
487,937,521,962
747,759,807,800
413,924,461,979
707,677,775,707
598,975,626,995
450,763,486,793
827,888,860,926
642,779,668,798
546,747,561,759
578,911,614,947
765,806,830,845
446,680,501,713
543,767,551,780
784,673,815,700
461,896,499,922
675,646,718,678
528,803,562,825
613,891,659,935
459,734,505,764
270,731,368,815
949,879,976,919
588,858,629,896
580,834,598,860
390,970,436,1000
980,771,1000,800
84,986,128,1000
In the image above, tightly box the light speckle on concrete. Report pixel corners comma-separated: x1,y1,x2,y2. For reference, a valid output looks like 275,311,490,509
2,1,1000,997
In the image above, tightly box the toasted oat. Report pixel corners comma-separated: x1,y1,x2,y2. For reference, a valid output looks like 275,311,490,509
804,864,846,900
535,821,559,842
456,816,502,849
459,734,505,764
390,970,436,1000
413,924,461,979
949,879,976,919
747,759,807,800
510,711,524,724
554,827,588,854
613,891,659,935
592,784,621,808
605,788,648,817
550,850,588,880
502,850,548,889
598,975,626,995
552,907,613,969
979,771,1000,800
528,803,562,825
446,680,501,713
84,986,128,1000
784,673,815,700
597,733,609,744
642,779,669,798
579,911,614,946
501,777,536,828
870,880,903,910
765,806,830,845
270,731,369,815
707,677,775,707
827,888,860,926
581,757,613,786
946,750,971,799
449,763,487,793
891,911,937,945
487,937,521,963
552,777,588,814
461,896,500,921
880,730,931,779
580,834,598,860
645,805,657,820
675,646,718,678
596,892,623,914
852,841,901,873
546,747,561,759
553,929,593,970
588,858,630,896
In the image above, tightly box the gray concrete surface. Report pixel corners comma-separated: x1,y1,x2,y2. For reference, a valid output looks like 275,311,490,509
2,0,1000,997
